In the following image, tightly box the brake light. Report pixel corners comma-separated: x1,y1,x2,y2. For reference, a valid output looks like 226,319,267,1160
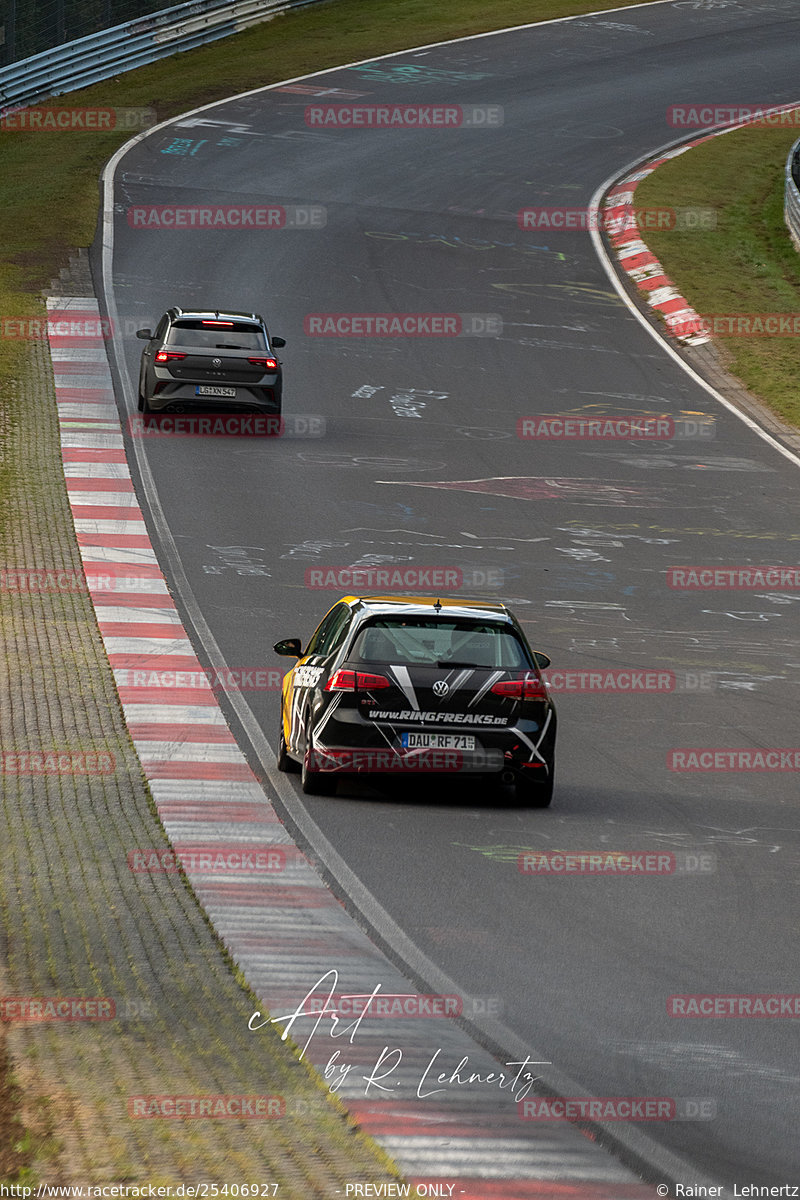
326,670,391,692
490,674,548,701
248,356,278,370
155,351,186,362
201,320,234,327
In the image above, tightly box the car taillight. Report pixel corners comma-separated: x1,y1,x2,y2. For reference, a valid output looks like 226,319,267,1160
155,351,186,362
490,674,548,701
248,356,278,370
326,670,391,692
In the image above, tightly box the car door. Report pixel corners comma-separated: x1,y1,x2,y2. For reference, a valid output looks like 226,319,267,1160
284,603,352,754
141,313,169,392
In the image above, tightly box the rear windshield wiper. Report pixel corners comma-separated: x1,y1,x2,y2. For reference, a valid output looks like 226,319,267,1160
436,660,480,668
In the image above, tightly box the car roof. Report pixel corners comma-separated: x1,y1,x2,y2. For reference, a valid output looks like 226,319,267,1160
338,595,514,622
169,308,264,325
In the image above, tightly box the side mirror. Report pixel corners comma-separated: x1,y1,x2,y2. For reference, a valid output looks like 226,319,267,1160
274,637,302,657
271,336,286,348
533,651,551,671
136,328,153,340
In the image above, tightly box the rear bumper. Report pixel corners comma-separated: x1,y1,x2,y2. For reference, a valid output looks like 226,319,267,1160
307,710,556,777
307,746,506,775
145,379,281,413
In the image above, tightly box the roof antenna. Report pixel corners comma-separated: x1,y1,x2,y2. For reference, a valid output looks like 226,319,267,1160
433,598,442,613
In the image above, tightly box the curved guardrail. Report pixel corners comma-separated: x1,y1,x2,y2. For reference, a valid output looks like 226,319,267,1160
785,137,800,253
0,0,326,112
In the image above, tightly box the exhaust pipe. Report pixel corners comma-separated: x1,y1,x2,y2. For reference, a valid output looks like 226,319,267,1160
501,770,516,785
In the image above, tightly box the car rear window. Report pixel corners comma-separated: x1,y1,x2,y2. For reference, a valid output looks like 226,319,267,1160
350,619,532,669
167,320,267,350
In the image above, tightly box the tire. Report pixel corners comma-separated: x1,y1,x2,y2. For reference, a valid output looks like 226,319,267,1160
301,747,337,795
514,768,554,808
137,366,149,411
277,725,299,773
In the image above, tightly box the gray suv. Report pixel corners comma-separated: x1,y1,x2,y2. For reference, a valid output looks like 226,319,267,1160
136,308,284,415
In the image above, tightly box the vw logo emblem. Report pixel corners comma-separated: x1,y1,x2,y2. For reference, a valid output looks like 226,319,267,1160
433,680,450,698
211,357,222,367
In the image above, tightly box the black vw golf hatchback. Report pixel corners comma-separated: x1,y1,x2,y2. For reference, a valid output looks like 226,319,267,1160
274,595,556,805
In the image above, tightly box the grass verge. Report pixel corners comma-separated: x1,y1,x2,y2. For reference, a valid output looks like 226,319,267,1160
634,121,800,428
0,1035,36,1183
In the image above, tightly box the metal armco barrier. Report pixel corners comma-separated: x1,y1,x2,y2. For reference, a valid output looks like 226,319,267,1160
0,0,327,112
785,137,800,253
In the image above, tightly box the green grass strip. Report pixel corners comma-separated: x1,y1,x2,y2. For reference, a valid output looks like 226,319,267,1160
635,122,800,428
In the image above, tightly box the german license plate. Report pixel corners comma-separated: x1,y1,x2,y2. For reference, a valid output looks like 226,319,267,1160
196,386,236,397
401,732,476,751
